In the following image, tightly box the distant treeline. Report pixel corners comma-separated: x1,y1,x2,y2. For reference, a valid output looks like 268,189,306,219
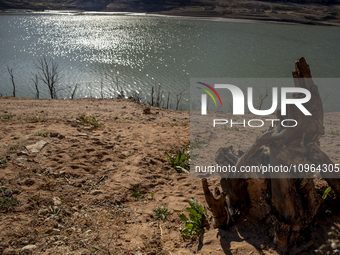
0,0,191,12
258,0,340,4
1,0,339,12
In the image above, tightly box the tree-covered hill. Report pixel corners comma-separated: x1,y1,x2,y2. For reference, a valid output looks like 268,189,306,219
0,0,339,12
0,0,339,25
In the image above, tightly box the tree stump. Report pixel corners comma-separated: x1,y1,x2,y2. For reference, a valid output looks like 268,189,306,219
203,57,339,248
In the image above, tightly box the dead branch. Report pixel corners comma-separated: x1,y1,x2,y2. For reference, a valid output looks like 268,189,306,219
35,56,62,99
7,66,15,97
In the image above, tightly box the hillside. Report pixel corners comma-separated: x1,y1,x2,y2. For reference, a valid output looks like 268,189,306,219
0,0,340,25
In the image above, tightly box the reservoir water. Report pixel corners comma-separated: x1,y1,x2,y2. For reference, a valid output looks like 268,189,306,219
1,12,340,110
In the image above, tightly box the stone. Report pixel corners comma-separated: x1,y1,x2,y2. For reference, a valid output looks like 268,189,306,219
71,206,79,212
23,179,35,186
85,230,92,237
53,241,64,246
14,158,27,165
17,151,28,156
58,134,65,139
2,248,18,255
3,189,12,197
20,244,36,253
63,208,72,216
143,108,151,114
90,190,103,195
12,189,21,195
52,197,62,206
50,132,59,137
77,133,88,136
50,229,61,235
38,209,49,216
25,140,48,153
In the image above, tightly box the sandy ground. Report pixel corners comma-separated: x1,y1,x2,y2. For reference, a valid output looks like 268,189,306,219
0,97,339,255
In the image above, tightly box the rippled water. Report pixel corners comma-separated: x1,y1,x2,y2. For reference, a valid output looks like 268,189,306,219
1,12,340,109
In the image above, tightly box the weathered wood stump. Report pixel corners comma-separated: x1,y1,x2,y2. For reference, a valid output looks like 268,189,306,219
202,178,229,228
203,57,340,248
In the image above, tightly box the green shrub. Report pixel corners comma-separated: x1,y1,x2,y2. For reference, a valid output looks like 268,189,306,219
0,115,15,119
0,196,21,211
224,126,240,131
28,193,41,206
176,198,210,239
190,139,208,148
36,132,49,137
0,158,8,164
50,206,61,216
153,205,171,222
34,116,46,122
130,184,143,198
329,131,340,136
81,116,103,127
164,149,190,173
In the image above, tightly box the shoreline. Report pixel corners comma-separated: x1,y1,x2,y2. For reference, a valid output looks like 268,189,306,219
159,12,339,26
1,6,340,26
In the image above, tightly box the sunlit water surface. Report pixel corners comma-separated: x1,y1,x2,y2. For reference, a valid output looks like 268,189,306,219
1,12,340,110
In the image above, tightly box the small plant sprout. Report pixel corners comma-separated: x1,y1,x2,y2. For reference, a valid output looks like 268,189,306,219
50,206,61,216
164,149,190,173
11,137,19,140
322,186,332,200
190,139,208,148
0,196,21,211
0,115,15,119
329,131,340,136
89,181,96,190
176,198,210,239
0,158,8,164
150,192,155,200
28,193,41,206
153,205,171,222
130,184,143,198
81,116,103,127
224,126,240,131
34,116,46,122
